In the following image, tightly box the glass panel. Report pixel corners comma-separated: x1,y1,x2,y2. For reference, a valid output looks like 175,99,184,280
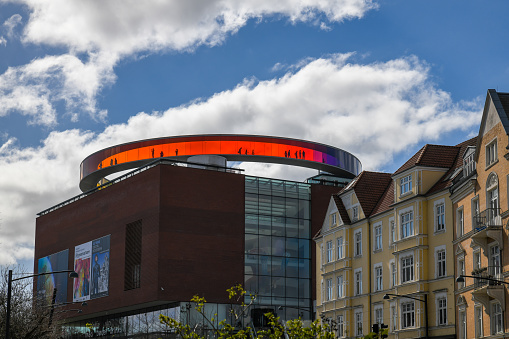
245,234,258,253
299,239,310,259
245,254,258,275
258,276,271,296
258,235,271,255
299,199,310,219
298,183,311,200
245,193,258,214
245,214,258,234
286,278,298,298
298,259,310,278
285,198,299,218
271,180,285,197
245,176,258,194
272,237,286,256
272,196,286,217
286,218,299,238
272,216,285,236
271,276,285,297
285,181,298,198
286,258,299,277
299,279,310,298
258,178,272,196
286,238,299,258
259,255,271,276
259,215,271,235
271,257,286,277
298,219,310,238
259,195,271,215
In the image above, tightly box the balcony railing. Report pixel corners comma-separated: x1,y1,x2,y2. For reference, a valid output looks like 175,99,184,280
473,208,502,231
471,266,503,289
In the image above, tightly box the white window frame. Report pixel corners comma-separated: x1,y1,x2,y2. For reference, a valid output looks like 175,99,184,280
458,256,465,289
337,275,344,298
459,308,467,339
400,254,414,284
389,217,396,246
352,206,359,221
475,305,483,338
490,245,501,277
326,278,333,301
435,292,447,326
355,310,363,336
390,303,397,332
374,263,383,291
331,213,337,226
435,245,446,278
400,207,414,239
374,304,383,325
354,229,362,257
354,268,363,296
326,240,333,263
401,300,415,329
491,301,503,335
486,137,498,167
400,174,412,195
473,248,481,271
434,198,445,232
337,236,344,260
374,222,383,251
390,260,396,287
456,207,464,237
337,314,344,338
471,196,479,228
320,244,324,266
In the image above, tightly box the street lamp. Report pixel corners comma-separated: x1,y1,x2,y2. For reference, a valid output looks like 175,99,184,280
5,269,78,339
456,274,509,285
383,293,428,339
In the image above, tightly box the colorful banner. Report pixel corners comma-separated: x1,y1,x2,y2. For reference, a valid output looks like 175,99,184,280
37,249,69,305
73,235,110,302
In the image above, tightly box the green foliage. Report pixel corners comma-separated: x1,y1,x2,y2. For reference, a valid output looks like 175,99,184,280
160,285,335,339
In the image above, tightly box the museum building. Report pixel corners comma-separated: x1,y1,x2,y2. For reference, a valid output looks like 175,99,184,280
34,135,361,337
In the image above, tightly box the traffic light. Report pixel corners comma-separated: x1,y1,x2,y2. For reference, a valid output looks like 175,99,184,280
372,323,379,333
380,323,388,338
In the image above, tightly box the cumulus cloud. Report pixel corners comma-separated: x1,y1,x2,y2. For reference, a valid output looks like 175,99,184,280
0,54,481,264
3,13,22,38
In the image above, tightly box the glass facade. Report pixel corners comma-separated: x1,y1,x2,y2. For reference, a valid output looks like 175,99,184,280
244,176,312,321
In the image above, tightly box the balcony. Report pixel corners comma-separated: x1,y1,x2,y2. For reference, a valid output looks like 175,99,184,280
471,266,506,311
471,208,503,254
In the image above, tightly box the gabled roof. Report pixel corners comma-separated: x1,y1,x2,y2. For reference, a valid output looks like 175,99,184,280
426,136,477,195
393,144,461,176
333,195,351,225
340,171,392,217
475,90,509,160
371,180,394,216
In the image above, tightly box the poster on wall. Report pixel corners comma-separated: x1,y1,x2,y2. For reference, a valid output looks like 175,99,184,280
73,235,110,302
37,249,69,305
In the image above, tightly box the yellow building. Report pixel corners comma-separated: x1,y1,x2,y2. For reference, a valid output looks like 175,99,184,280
315,140,474,338
451,89,509,338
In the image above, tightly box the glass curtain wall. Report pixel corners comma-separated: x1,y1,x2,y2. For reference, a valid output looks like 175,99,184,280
244,176,312,321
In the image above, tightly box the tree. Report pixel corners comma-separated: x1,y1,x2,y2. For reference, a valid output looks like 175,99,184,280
0,266,63,338
159,285,336,339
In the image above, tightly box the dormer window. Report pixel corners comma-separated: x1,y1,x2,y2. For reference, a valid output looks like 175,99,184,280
352,206,359,221
463,150,475,177
331,213,337,226
400,175,412,195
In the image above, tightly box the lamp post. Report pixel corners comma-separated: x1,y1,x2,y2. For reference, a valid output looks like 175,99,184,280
5,269,78,339
383,293,428,339
456,274,509,286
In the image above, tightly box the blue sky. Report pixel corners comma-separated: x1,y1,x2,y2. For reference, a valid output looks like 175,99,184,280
0,0,508,265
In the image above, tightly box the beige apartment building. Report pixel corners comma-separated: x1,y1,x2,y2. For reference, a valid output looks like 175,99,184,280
315,138,475,338
452,89,509,338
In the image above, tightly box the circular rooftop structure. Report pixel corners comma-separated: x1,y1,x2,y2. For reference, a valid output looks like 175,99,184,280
80,134,362,192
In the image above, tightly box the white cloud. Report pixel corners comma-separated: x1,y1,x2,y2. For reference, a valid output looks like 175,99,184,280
0,54,481,264
3,13,22,38
0,36,5,46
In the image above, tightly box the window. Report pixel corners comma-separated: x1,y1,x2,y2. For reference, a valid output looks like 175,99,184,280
390,219,396,245
375,265,383,291
473,249,481,270
436,248,446,278
456,208,464,237
352,206,359,221
320,244,324,265
337,275,344,298
400,211,414,239
475,305,483,338
355,310,363,336
458,258,465,288
326,278,333,301
491,302,503,334
401,301,415,328
355,269,362,295
472,197,479,227
459,309,467,339
375,305,383,325
354,230,362,256
464,150,476,176
401,255,414,283
337,315,344,338
437,297,447,325
391,262,396,287
326,240,333,263
337,237,344,259
374,224,382,251
487,173,499,222
391,305,397,331
400,174,412,195
331,213,337,226
490,245,501,277
435,202,445,232
486,138,497,167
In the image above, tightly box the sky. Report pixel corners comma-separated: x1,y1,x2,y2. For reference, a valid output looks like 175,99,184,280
0,0,509,266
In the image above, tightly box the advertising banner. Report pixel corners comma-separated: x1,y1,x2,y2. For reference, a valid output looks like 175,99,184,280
73,235,110,302
37,249,69,305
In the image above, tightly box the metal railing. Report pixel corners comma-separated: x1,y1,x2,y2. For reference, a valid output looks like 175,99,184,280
471,266,503,289
473,208,502,231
